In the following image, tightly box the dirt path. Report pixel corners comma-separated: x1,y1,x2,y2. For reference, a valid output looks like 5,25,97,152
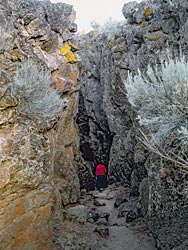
53,185,157,250
104,226,154,250
91,186,157,250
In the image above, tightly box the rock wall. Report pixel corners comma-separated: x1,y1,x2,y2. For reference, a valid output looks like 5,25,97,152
121,1,188,249
0,1,80,249
76,36,115,190
77,0,188,248
77,28,147,192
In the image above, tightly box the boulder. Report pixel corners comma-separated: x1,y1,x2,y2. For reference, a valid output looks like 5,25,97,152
65,205,89,223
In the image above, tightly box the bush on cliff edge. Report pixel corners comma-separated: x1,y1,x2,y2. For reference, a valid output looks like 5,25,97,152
14,58,65,117
124,51,188,167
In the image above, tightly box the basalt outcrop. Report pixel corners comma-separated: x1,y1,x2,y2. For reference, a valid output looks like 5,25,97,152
77,0,188,249
77,32,141,192
0,1,80,249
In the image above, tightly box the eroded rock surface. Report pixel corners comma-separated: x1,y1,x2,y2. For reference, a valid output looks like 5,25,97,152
77,32,140,191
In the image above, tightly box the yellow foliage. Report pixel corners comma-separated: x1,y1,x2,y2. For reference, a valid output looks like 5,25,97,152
144,8,154,17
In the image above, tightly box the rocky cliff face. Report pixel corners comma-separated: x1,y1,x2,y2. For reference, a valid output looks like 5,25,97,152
77,22,147,193
1,0,188,249
0,1,80,249
77,0,188,249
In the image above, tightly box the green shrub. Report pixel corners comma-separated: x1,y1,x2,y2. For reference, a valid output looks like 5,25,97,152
91,18,126,36
14,58,65,117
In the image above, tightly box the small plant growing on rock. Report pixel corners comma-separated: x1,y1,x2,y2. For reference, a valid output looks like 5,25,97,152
14,58,65,117
124,51,188,169
91,17,126,36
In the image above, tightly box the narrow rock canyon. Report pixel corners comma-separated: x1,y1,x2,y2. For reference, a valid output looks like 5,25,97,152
0,0,188,250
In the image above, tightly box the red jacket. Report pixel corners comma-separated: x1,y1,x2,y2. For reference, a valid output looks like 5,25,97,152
96,164,106,176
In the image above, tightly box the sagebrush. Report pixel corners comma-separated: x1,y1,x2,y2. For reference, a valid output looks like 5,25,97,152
91,18,126,36
124,51,188,165
14,58,65,117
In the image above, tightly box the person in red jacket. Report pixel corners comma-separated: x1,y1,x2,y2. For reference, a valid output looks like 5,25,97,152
95,163,107,191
